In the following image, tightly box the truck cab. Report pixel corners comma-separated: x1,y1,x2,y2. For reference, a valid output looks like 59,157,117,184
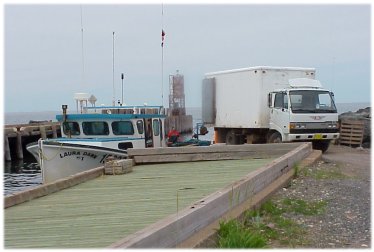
268,78,339,152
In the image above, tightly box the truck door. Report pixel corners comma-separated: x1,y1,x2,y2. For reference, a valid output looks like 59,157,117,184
270,92,290,140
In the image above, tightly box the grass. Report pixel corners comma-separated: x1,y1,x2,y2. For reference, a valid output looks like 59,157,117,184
293,164,300,178
216,161,335,248
217,220,266,248
313,169,348,179
282,198,327,216
300,163,348,180
217,198,327,248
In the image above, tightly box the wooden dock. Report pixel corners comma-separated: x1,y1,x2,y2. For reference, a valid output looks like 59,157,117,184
4,143,313,248
4,122,61,161
4,158,272,248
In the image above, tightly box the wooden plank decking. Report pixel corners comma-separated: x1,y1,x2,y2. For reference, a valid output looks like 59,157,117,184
4,158,273,248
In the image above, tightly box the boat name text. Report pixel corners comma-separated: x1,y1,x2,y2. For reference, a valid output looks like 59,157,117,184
59,151,97,159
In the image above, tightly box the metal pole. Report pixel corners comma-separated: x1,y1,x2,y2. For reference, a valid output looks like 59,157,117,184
161,4,164,107
112,31,115,106
80,5,85,87
121,73,124,105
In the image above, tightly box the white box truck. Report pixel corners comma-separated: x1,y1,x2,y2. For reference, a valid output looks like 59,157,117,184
202,66,339,152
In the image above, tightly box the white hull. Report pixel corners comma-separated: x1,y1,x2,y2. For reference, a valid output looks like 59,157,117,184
26,103,167,184
27,140,127,184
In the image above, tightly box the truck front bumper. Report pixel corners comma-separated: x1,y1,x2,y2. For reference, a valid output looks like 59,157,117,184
285,133,340,142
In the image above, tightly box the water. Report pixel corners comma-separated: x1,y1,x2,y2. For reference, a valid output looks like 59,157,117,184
3,103,370,196
5,111,59,125
3,158,42,196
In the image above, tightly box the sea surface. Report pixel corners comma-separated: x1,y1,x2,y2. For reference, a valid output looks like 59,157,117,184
2,103,370,195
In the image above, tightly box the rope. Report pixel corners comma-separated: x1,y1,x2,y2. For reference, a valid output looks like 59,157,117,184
39,143,64,161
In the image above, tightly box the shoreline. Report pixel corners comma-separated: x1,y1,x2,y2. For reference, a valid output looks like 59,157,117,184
4,103,371,125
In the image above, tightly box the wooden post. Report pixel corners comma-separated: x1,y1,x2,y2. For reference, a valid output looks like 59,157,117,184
16,128,23,160
40,126,47,139
52,124,58,138
4,135,11,162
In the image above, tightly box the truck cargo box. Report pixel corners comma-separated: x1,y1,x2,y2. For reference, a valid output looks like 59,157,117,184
202,66,316,128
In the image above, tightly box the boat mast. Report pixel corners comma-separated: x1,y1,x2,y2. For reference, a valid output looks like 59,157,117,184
161,4,165,107
112,31,116,106
80,5,85,87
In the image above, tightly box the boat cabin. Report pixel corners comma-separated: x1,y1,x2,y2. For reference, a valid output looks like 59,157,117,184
56,105,167,149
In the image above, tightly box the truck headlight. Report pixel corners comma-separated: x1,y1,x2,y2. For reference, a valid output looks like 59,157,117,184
328,122,338,128
290,123,306,129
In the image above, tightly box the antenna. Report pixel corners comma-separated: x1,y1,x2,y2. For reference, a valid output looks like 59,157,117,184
121,73,125,105
80,5,85,87
161,4,165,107
112,31,115,106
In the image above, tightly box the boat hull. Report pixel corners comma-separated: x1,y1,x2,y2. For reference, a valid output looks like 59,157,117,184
27,140,127,184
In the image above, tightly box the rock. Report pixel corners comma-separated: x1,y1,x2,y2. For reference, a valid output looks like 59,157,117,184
267,223,275,229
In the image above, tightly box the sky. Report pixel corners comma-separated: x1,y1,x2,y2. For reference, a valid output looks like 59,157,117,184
3,3,372,113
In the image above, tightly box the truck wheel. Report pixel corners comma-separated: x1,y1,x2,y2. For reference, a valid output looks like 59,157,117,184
225,130,238,145
268,132,282,143
312,140,330,153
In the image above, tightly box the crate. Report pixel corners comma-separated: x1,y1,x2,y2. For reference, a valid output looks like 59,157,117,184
104,159,134,175
339,120,364,146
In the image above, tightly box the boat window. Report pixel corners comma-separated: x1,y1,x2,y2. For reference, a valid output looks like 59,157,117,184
118,142,133,150
82,121,109,135
136,120,144,134
62,122,80,136
153,119,160,136
112,121,134,135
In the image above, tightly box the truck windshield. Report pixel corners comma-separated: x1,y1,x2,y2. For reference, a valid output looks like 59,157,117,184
289,90,337,113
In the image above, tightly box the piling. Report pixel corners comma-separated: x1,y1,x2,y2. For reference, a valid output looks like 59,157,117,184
40,126,47,139
16,130,23,160
4,122,61,161
4,136,11,162
52,124,58,138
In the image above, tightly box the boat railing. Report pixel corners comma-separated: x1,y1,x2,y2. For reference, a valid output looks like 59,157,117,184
83,106,165,115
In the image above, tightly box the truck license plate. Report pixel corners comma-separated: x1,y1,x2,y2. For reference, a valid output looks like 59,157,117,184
313,134,322,140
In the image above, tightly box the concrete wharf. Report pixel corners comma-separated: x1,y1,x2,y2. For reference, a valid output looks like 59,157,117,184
4,143,314,248
4,122,61,161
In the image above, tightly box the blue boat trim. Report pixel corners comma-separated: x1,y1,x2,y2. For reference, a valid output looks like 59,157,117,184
46,137,145,142
42,141,128,155
56,114,167,121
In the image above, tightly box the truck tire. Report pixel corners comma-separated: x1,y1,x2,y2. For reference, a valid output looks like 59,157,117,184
268,132,282,143
312,140,330,153
225,130,238,145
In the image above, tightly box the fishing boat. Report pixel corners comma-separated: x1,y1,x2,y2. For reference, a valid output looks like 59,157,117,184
27,94,167,184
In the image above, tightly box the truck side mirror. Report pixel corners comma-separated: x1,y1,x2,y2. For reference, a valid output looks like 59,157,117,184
330,92,335,100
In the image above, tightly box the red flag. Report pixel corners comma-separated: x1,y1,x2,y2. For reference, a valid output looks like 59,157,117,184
161,29,165,47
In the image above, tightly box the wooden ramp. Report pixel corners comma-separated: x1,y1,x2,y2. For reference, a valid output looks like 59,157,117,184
4,143,312,248
4,159,272,248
